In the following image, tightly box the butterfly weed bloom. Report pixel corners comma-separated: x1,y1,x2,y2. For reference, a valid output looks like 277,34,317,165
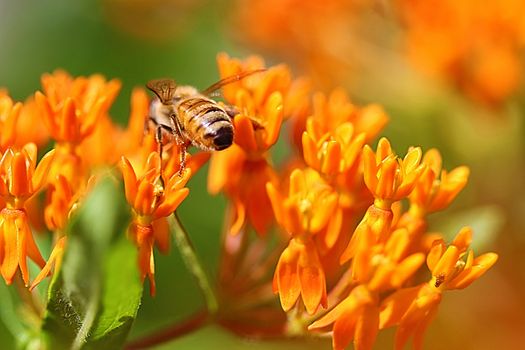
308,227,426,350
409,149,470,218
208,53,289,236
379,227,498,349
120,151,191,295
0,93,22,152
35,71,121,186
0,144,55,285
340,138,425,265
0,56,499,350
267,168,338,315
232,0,385,90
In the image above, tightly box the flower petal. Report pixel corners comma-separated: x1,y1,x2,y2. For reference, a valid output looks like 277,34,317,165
298,239,327,314
273,241,301,312
354,305,379,350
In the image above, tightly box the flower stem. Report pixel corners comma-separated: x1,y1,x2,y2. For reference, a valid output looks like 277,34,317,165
170,212,219,314
14,271,43,319
124,310,209,349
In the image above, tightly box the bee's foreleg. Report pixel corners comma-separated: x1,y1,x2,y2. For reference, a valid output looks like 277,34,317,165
155,125,166,188
155,124,164,158
178,145,187,177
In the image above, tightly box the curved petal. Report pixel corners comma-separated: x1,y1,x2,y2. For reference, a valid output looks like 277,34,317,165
446,253,498,290
298,240,327,314
354,305,379,350
31,149,55,193
120,156,138,205
153,188,189,219
273,241,301,312
0,214,18,284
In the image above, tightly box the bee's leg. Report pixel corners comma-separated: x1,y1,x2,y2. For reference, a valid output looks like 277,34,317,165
170,114,188,177
223,104,239,120
155,125,166,188
178,145,187,177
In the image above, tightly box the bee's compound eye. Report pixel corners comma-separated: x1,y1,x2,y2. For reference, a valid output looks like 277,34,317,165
213,127,233,150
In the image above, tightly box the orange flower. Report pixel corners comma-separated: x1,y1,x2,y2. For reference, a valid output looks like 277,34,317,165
116,87,151,160
208,53,292,236
310,90,388,143
0,93,21,151
36,70,121,151
120,151,190,295
340,201,394,265
35,90,107,145
379,227,498,349
267,168,338,238
309,227,425,349
0,144,55,285
40,70,120,118
44,174,77,232
363,138,425,208
341,138,425,268
267,168,338,314
273,238,327,315
302,120,365,177
309,285,379,350
356,228,426,290
409,149,469,217
13,96,49,148
233,0,383,89
380,283,441,350
426,227,498,291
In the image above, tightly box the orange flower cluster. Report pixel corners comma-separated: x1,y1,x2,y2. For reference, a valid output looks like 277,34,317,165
396,0,525,106
0,70,201,293
208,53,298,236
232,0,381,89
0,54,497,350
235,0,525,106
210,54,497,349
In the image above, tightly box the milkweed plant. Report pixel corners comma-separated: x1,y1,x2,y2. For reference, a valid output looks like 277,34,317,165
0,53,497,350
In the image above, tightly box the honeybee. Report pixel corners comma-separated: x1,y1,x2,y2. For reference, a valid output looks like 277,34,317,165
146,69,265,173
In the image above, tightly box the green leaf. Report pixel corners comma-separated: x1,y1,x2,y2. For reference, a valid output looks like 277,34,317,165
0,283,31,349
40,177,143,350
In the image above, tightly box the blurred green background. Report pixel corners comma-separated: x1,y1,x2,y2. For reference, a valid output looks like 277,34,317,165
1,0,524,349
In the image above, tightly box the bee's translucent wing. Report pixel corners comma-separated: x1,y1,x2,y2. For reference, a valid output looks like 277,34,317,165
201,69,266,96
147,79,177,104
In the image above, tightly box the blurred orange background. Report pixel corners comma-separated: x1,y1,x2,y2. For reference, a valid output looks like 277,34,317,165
1,0,524,349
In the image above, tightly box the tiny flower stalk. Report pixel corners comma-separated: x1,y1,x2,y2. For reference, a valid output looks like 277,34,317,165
169,213,219,314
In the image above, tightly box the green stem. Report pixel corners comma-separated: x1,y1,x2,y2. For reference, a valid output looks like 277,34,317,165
124,310,209,349
169,212,219,314
14,271,43,319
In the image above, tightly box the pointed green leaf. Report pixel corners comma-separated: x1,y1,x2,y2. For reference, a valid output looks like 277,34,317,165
40,177,143,349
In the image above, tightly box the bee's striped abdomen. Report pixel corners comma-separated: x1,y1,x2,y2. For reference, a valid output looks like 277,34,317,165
177,97,234,151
